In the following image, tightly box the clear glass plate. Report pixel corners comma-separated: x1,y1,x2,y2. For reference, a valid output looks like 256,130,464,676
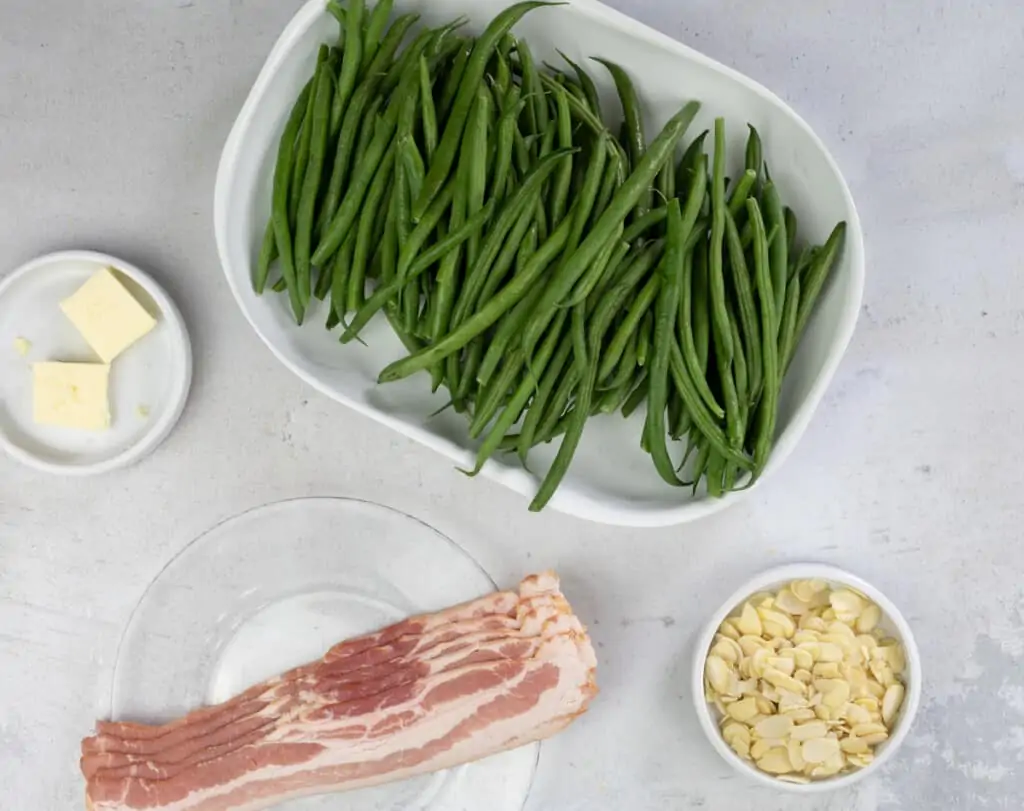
110,497,538,811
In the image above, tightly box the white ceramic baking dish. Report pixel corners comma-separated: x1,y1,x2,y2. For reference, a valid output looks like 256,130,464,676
214,0,864,526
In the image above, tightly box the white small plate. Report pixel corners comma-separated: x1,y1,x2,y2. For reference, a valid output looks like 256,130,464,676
110,497,539,811
0,250,192,475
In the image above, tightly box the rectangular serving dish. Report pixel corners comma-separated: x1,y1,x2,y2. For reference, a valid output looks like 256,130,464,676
214,0,863,527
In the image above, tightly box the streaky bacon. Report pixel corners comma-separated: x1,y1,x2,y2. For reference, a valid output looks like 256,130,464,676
81,571,597,810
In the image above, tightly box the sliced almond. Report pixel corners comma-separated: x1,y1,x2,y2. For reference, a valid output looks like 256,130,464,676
768,656,796,677
830,589,864,621
861,731,889,746
758,607,797,638
756,747,793,775
799,615,828,632
790,720,828,741
731,737,751,760
856,604,882,633
882,683,905,727
711,636,743,664
782,708,818,722
754,696,776,716
852,722,888,738
787,738,806,771
754,714,793,739
705,655,736,696
824,681,852,710
774,588,812,615
814,705,832,721
801,736,841,764
816,642,845,663
793,648,815,670
726,696,759,722
739,634,769,656
840,736,870,755
763,667,806,695
722,721,751,746
794,668,813,684
737,602,763,636
813,662,842,679
718,619,741,640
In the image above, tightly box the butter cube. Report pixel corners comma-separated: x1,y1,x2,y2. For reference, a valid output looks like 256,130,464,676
33,362,111,431
60,268,157,362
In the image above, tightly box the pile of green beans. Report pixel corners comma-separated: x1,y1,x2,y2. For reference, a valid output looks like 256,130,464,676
255,0,846,511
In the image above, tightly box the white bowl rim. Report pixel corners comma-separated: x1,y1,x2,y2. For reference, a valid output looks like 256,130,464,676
0,250,193,477
213,0,866,527
690,562,922,793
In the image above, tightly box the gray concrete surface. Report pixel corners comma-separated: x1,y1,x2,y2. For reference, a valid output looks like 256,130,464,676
2,1,1022,809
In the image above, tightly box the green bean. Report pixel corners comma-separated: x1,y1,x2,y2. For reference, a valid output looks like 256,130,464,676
637,309,653,367
329,232,355,326
395,180,456,284
692,235,711,373
270,79,313,322
379,212,573,383
646,198,685,485
784,206,798,255
708,117,734,363
727,169,757,217
516,39,548,146
778,271,801,372
340,195,495,344
313,72,410,266
326,0,345,30
723,210,763,402
790,244,816,282
254,219,277,295
516,222,538,274
667,340,752,469
271,277,287,294
599,328,638,392
464,87,491,265
517,332,572,464
294,65,334,311
549,84,574,226
466,311,568,475
744,124,762,190
557,50,601,118
417,56,439,163
360,0,392,78
477,277,544,388
746,197,780,474
705,452,726,497
620,374,649,419
438,41,471,121
565,130,609,254
524,101,700,356
729,307,749,431
599,274,659,379
348,149,396,313
473,206,539,351
320,20,424,232
450,149,575,328
430,183,466,344
492,93,524,204
622,206,667,243
594,58,648,218
763,181,788,337
334,0,364,137
686,438,711,493
679,238,725,418
794,221,846,342
566,228,624,307
676,129,708,195
415,2,555,220
289,46,327,224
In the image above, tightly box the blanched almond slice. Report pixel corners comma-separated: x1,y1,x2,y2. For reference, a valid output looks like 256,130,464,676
750,647,772,678
759,607,797,637
841,736,870,755
824,681,851,710
755,696,776,716
852,722,887,738
711,636,743,664
787,738,806,771
830,589,864,619
793,630,822,645
843,703,872,725
792,648,815,670
705,655,736,696
731,738,751,760
869,659,896,687
827,620,856,638
739,634,770,656
813,662,841,679
738,602,763,636
722,721,750,745
882,683,905,727
727,697,759,722
763,667,806,694
783,707,817,722
856,604,881,633
801,736,841,764
754,714,793,739
847,753,874,769
773,588,811,615
718,619,741,640
756,747,793,774
791,579,826,603
768,656,796,677
817,642,844,663
860,731,889,746
790,720,828,740
795,668,814,684
814,705,832,721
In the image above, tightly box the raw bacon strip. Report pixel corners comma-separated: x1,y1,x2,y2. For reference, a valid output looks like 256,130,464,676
82,571,597,811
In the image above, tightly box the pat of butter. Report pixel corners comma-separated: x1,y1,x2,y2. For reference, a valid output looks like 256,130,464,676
33,362,111,431
60,268,157,362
